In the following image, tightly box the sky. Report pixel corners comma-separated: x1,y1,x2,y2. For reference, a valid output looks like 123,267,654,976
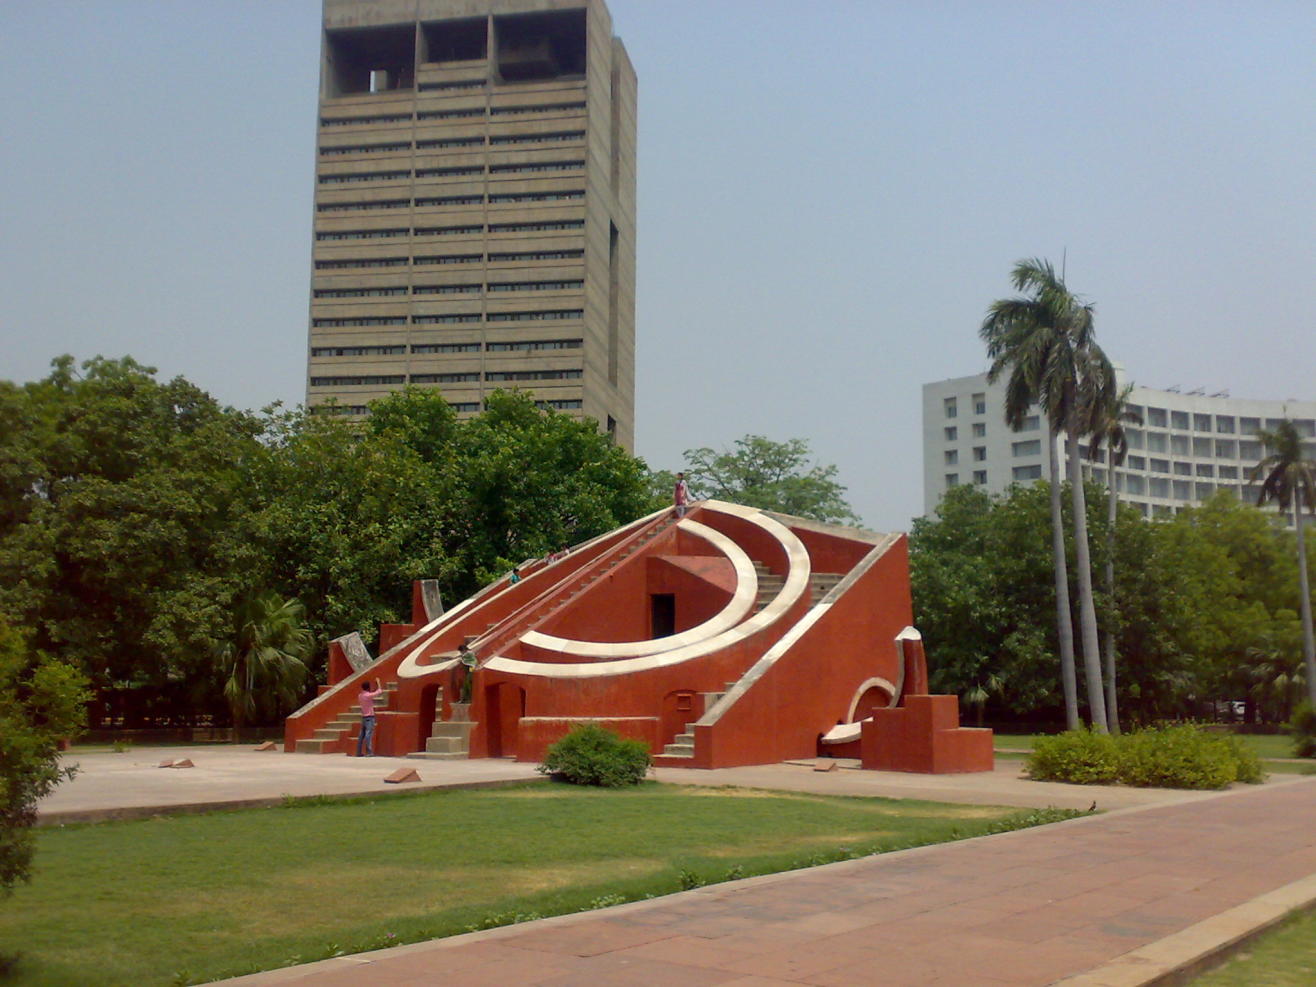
1,1,1313,531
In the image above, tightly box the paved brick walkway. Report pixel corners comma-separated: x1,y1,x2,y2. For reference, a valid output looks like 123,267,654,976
226,777,1316,986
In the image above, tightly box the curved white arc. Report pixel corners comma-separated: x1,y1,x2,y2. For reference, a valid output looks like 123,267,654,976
481,504,811,679
519,519,757,658
845,677,898,723
821,721,865,744
396,508,671,681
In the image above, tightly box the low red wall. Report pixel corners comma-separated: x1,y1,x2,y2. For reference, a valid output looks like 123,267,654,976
861,695,994,773
516,716,659,763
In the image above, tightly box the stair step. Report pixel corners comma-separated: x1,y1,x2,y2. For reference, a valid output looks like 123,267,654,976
662,742,694,757
407,751,470,760
431,722,477,738
312,727,347,740
294,739,336,753
653,752,695,764
426,736,469,754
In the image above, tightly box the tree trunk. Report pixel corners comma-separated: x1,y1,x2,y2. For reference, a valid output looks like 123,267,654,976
1295,499,1315,707
1068,432,1108,732
1104,444,1121,734
1048,425,1080,730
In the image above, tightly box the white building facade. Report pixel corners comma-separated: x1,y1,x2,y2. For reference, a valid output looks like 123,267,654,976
923,371,1316,521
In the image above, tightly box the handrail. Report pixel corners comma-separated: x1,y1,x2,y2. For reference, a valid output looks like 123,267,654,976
396,507,668,680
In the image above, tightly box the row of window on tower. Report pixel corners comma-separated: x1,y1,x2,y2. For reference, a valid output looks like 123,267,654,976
314,280,582,299
320,102,585,128
310,369,581,387
311,339,582,358
317,191,583,213
321,132,584,156
316,220,583,241
314,249,583,270
318,161,583,185
312,309,581,328
314,396,582,417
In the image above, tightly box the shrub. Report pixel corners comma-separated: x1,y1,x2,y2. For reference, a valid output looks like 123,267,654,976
1118,725,1236,790
1026,729,1121,784
538,724,651,787
1221,734,1267,784
1287,702,1316,758
1026,725,1264,790
1,619,90,895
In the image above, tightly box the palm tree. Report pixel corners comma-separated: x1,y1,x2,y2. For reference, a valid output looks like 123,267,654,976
1085,382,1142,734
1249,420,1316,706
981,258,1109,731
214,590,315,735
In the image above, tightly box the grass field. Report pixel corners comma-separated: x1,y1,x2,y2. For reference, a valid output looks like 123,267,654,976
1194,907,1316,985
0,782,1075,986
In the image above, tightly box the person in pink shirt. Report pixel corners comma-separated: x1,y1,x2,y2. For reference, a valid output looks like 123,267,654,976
674,472,691,518
356,678,383,756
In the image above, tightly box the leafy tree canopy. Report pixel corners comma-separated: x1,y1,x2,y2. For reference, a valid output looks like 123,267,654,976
912,482,1313,726
0,357,264,691
682,435,861,526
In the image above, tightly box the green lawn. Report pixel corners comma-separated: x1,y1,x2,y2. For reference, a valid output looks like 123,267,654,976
0,782,1075,986
1194,907,1316,985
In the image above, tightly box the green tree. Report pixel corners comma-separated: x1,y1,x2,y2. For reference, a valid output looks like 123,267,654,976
911,484,1062,717
0,617,90,894
0,357,264,694
249,404,455,651
446,390,656,593
213,591,314,734
981,258,1112,730
1153,493,1296,717
911,479,1234,727
1250,419,1316,705
682,435,861,525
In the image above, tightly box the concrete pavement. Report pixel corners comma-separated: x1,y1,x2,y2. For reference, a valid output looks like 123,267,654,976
38,746,541,824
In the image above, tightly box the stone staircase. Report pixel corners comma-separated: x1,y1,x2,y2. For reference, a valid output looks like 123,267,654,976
751,564,844,611
408,699,476,760
657,569,846,762
752,562,783,612
658,683,736,759
810,572,844,601
293,681,398,754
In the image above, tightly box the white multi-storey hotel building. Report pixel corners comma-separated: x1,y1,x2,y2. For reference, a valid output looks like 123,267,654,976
923,371,1316,521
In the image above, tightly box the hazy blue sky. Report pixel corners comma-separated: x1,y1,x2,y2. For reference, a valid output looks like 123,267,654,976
2,1,1312,530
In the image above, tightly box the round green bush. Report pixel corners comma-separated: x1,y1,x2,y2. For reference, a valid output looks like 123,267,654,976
537,723,652,787
1026,730,1121,784
1117,725,1236,790
1026,725,1264,790
1221,734,1267,785
1287,703,1316,758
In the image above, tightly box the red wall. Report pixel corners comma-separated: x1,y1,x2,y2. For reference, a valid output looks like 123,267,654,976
691,538,913,768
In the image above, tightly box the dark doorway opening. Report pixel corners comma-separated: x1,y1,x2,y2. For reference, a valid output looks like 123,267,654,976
650,593,675,638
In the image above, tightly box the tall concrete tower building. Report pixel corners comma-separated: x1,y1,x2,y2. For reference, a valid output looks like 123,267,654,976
307,0,636,449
